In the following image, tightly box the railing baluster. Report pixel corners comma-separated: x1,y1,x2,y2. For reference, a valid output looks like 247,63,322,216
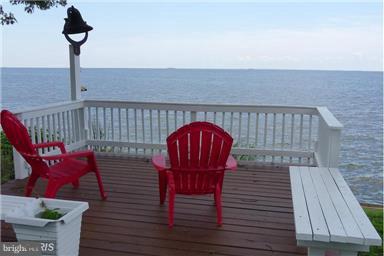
264,113,268,148
103,107,107,141
190,111,196,122
272,113,276,162
308,115,312,150
290,114,294,163
52,113,57,141
41,116,47,142
246,112,250,160
213,112,217,124
204,112,207,121
157,110,161,144
150,109,153,154
111,108,115,141
119,108,122,152
62,112,67,144
308,114,313,164
182,111,186,125
238,112,242,146
281,113,286,163
255,113,259,147
47,115,52,145
66,111,71,144
36,117,41,152
96,107,100,141
87,107,91,140
58,112,62,142
174,110,177,131
141,109,145,154
134,108,138,154
24,119,29,140
299,114,304,164
222,112,225,128
126,108,130,153
264,113,268,163
299,114,304,148
30,118,35,144
42,116,46,151
71,110,76,142
76,109,82,141
166,110,169,136
230,112,234,136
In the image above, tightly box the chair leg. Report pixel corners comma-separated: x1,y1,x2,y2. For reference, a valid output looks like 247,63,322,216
45,181,59,198
94,168,107,200
215,186,222,226
159,173,167,205
72,179,79,189
25,174,39,197
168,189,175,229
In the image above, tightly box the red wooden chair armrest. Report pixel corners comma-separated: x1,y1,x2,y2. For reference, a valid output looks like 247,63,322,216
225,155,237,171
33,141,67,153
41,150,94,161
152,154,168,172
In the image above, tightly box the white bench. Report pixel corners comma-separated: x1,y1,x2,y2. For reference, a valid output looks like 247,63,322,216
289,167,382,256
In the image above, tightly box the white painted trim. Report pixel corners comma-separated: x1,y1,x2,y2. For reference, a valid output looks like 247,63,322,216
297,240,369,252
86,139,313,158
83,100,318,115
316,107,343,130
13,101,84,120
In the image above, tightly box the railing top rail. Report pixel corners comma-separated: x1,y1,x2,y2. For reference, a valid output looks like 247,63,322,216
7,99,342,130
316,107,343,130
12,100,84,119
83,99,319,115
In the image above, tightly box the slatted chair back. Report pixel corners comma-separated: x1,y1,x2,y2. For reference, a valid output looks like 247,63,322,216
166,121,233,194
1,110,49,177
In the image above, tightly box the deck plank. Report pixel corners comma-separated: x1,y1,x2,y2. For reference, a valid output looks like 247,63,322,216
1,156,305,256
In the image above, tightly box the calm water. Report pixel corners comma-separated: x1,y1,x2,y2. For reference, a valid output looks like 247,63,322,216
1,68,383,204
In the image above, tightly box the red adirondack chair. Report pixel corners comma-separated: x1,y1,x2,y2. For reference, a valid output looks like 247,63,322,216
0,110,107,199
152,121,237,228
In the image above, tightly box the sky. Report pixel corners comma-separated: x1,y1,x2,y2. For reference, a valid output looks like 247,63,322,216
1,1,383,71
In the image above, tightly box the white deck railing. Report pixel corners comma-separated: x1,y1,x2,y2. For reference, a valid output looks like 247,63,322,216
12,100,342,179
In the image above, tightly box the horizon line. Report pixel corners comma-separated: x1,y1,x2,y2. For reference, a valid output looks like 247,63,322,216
1,67,382,72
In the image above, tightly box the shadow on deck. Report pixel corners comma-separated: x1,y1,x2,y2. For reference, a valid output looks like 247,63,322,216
1,156,305,256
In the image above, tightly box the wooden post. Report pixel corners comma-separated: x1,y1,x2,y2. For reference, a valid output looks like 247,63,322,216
315,107,343,168
69,45,86,148
69,45,81,101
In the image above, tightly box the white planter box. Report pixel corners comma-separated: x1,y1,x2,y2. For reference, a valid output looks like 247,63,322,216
4,197,89,256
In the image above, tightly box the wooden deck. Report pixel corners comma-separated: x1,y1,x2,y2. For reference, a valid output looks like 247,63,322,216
1,156,305,256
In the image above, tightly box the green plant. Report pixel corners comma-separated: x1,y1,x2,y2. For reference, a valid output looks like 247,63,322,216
1,131,14,183
40,208,63,220
359,207,383,256
38,201,64,220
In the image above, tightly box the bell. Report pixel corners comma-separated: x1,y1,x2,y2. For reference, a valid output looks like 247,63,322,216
62,6,93,35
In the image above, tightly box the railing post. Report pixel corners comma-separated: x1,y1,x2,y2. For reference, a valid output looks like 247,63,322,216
315,107,343,168
13,149,29,179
